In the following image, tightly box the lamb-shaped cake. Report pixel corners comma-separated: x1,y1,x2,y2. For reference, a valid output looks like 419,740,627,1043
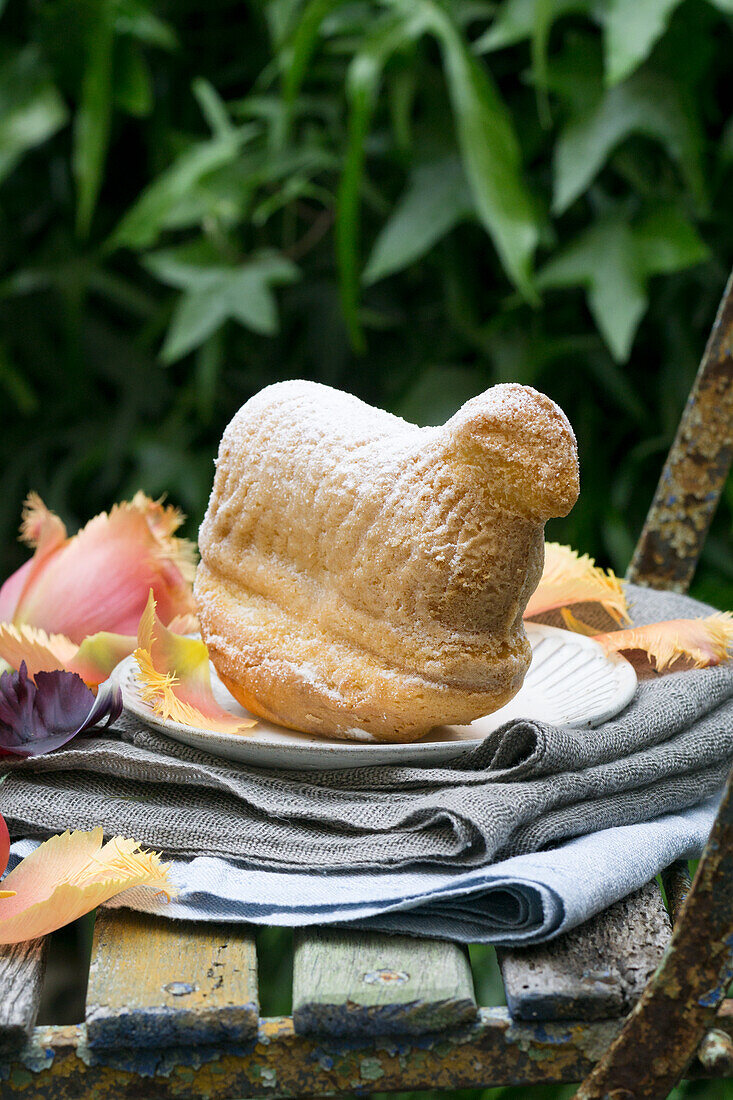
195,380,579,742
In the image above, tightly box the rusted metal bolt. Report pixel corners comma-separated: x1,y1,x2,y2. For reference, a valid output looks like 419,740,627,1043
697,1027,733,1074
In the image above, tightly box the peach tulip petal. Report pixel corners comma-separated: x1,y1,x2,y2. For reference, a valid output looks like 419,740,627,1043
0,494,68,622
131,491,186,541
69,632,137,686
134,592,255,735
167,613,200,635
0,625,134,688
0,828,174,944
590,613,733,672
558,608,599,637
525,542,631,624
0,624,77,678
12,494,196,644
20,492,68,550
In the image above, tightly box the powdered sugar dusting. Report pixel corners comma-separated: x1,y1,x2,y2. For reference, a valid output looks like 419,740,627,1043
195,379,579,741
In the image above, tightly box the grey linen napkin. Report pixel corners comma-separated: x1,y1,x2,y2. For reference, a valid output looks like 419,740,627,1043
0,584,731,871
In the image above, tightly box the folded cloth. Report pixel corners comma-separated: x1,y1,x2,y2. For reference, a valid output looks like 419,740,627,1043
0,585,731,873
5,794,719,944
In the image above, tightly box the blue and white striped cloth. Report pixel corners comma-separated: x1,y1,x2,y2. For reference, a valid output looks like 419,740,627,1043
7,793,717,944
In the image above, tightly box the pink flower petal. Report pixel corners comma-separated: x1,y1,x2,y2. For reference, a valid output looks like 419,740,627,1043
0,812,9,879
0,558,37,624
166,613,200,635
0,495,67,622
12,494,196,644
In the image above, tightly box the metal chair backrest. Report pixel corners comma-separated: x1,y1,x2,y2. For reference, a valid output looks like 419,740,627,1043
573,271,733,1098
628,269,733,594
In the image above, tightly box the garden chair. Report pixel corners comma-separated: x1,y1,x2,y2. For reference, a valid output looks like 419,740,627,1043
1,273,732,1100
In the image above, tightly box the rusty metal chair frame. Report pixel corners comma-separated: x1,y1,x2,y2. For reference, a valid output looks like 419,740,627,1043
574,271,733,1099
0,275,732,1100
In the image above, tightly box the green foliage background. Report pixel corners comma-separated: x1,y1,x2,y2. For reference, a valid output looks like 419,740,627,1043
3,1,733,1092
1,0,732,603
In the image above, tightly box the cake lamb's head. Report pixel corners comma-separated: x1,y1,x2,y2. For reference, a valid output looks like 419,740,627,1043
195,380,579,742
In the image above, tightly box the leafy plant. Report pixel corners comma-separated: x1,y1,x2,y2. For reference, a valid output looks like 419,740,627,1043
0,0,731,609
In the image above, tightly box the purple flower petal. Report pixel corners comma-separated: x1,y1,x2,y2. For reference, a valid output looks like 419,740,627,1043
0,663,38,736
0,663,122,757
80,685,123,734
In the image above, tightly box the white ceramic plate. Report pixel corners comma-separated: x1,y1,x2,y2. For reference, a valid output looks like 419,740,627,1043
112,623,636,770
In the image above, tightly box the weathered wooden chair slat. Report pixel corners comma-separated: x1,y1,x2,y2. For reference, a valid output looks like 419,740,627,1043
497,880,671,1022
85,909,259,1050
0,939,47,1053
292,927,477,1037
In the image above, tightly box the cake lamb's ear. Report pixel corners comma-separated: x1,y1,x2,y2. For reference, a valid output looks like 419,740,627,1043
443,383,580,522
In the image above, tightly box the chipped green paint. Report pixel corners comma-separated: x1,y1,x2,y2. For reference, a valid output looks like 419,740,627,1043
10,1068,34,1088
259,1066,278,1088
359,1056,385,1081
571,1021,624,1063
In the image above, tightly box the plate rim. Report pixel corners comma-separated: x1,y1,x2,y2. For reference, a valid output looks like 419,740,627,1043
112,622,637,758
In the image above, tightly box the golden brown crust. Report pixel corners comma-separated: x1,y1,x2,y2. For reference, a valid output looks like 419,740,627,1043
195,381,579,741
195,563,527,742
